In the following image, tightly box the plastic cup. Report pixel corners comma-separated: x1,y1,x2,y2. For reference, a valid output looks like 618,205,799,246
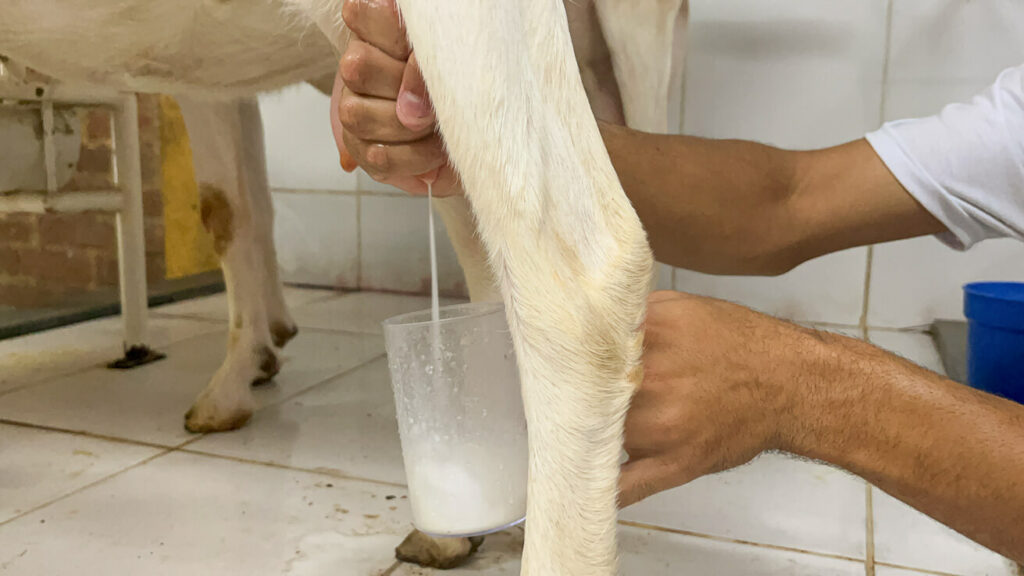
382,302,528,537
964,282,1024,404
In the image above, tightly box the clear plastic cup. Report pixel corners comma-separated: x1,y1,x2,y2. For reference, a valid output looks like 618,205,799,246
382,302,528,537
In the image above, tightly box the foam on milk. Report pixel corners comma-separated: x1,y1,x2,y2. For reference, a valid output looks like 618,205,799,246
405,441,528,536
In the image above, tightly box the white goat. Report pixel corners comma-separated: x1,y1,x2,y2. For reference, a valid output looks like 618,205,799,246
0,0,686,572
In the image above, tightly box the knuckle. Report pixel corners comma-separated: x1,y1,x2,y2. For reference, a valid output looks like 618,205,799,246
337,99,362,133
339,48,364,87
366,145,391,174
341,0,361,28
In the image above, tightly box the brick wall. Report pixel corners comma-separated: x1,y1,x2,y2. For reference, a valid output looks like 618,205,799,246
0,95,166,308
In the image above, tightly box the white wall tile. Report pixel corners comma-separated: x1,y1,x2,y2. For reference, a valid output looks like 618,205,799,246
868,329,945,374
872,488,1017,575
887,0,1024,84
675,0,886,323
272,191,359,288
675,248,868,325
683,0,889,148
655,263,674,291
882,81,992,122
870,22,1024,329
259,84,358,191
868,237,1024,327
359,195,467,296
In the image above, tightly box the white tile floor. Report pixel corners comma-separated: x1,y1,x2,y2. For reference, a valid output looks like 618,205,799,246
0,290,1018,575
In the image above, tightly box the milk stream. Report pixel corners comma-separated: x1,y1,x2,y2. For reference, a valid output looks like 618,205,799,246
426,182,443,381
428,182,439,323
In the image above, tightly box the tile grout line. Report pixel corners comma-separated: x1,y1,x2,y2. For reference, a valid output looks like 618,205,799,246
0,418,184,451
175,447,408,490
865,325,935,334
0,346,187,401
865,484,876,576
0,447,177,528
149,309,389,336
148,287,353,323
0,433,238,528
356,193,364,290
6,417,892,569
5,419,972,576
617,519,867,566
149,311,388,338
0,317,230,400
284,325,385,338
861,0,896,339
860,246,874,340
253,351,388,414
0,351,387,457
874,560,964,576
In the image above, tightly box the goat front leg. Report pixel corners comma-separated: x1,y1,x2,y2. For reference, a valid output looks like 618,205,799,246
396,1,653,572
176,95,281,433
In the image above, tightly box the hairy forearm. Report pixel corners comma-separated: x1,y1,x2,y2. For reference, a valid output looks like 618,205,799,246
600,125,945,275
782,335,1024,562
600,123,800,275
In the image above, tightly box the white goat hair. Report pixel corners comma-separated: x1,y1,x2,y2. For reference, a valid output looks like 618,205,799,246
0,0,687,573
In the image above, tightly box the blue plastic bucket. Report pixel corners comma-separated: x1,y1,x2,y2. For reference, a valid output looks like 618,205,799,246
963,282,1024,403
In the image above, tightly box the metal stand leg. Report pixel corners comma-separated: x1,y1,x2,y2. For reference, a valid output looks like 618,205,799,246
108,94,164,369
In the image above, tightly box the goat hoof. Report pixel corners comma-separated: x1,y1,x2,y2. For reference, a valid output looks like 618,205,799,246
270,321,299,348
184,403,252,433
395,529,484,569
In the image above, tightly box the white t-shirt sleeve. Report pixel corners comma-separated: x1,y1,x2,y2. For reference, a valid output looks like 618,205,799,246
865,63,1024,250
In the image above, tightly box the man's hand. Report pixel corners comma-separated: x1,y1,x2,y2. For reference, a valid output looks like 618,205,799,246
619,291,828,507
622,292,1024,563
331,0,461,196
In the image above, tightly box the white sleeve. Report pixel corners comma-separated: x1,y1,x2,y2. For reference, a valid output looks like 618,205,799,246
865,63,1024,250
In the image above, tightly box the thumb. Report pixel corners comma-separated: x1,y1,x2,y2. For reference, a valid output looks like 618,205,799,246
396,52,435,131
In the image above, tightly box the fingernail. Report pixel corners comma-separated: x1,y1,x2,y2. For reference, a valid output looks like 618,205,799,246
398,90,431,120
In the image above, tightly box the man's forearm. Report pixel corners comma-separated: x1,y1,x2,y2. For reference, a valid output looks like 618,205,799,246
601,123,801,275
600,124,945,275
782,335,1024,562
